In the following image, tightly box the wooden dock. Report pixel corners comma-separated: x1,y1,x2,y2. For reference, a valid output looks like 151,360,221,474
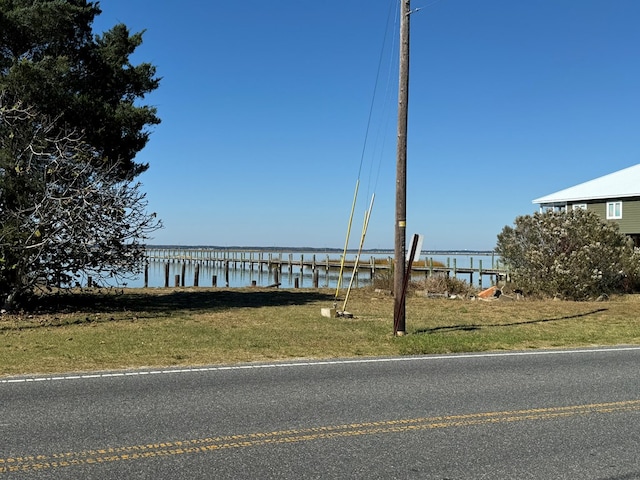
143,247,507,288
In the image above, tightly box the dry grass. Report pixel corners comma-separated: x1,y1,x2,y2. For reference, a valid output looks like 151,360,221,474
1,287,639,377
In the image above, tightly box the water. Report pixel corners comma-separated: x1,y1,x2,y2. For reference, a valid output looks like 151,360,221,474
121,250,501,289
127,260,366,289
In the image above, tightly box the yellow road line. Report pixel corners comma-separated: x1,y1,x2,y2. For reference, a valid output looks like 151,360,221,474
2,400,639,474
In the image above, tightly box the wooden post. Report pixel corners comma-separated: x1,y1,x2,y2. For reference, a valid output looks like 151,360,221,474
478,259,483,288
194,263,200,287
294,277,299,289
164,263,170,288
393,0,411,337
87,276,93,288
274,268,280,286
225,261,230,287
174,274,180,288
212,275,217,287
313,269,319,288
394,233,419,337
144,263,149,288
181,262,186,287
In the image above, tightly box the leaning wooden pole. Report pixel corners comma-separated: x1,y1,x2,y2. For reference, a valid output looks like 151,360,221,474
342,193,375,313
394,0,411,336
394,234,419,336
335,179,360,301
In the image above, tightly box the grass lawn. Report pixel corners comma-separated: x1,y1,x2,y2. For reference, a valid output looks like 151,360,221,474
1,287,639,377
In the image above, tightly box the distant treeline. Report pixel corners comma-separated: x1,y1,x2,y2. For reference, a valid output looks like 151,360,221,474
145,245,496,256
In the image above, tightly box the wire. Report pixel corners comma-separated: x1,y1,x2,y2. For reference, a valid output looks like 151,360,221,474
335,1,397,304
357,0,397,179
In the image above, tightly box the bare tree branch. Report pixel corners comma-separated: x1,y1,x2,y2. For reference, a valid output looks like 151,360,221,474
0,97,162,309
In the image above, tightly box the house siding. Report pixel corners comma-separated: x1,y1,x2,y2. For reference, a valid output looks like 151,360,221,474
617,199,640,234
572,198,640,235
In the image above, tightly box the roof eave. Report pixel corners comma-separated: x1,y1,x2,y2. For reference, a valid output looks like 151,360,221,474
533,193,640,205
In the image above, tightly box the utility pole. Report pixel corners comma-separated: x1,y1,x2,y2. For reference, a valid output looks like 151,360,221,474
394,0,411,336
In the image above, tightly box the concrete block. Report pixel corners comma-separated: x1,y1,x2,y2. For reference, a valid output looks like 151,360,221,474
321,308,336,318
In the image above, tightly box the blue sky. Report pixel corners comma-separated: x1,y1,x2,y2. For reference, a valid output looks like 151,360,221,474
92,1,640,250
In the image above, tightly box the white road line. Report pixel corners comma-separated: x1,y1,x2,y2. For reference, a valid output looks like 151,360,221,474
2,346,640,385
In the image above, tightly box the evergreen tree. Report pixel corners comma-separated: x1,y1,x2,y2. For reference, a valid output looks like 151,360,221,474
0,1,161,309
0,0,160,179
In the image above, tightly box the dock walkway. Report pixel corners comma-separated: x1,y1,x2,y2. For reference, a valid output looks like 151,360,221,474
144,247,507,288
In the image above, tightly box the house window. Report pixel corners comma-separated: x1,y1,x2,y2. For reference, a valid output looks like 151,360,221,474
543,205,566,213
572,204,587,211
606,201,622,219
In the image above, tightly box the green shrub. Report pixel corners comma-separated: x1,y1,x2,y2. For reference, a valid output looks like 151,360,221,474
496,209,640,299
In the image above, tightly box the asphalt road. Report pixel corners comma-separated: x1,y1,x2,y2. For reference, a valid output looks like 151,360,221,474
1,346,639,479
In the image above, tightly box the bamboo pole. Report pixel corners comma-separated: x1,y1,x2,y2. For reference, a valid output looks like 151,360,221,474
342,194,375,313
335,179,360,299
